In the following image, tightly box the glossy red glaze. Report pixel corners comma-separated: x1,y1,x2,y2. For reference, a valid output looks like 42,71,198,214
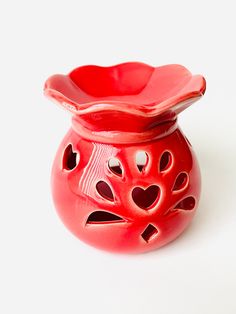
44,62,206,253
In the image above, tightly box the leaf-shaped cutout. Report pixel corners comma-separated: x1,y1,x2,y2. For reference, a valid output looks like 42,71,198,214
86,211,125,224
174,197,195,211
135,151,148,172
63,144,80,170
96,181,114,201
159,151,172,172
108,157,122,176
173,172,188,191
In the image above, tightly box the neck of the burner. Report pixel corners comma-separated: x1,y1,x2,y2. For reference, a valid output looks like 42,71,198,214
71,111,178,144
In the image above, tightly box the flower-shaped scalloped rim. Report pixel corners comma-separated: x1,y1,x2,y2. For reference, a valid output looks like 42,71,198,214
44,62,206,117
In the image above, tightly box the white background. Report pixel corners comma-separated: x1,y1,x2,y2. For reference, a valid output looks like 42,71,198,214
0,1,236,313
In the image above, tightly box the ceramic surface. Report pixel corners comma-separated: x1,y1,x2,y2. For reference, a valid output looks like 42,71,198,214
44,62,206,253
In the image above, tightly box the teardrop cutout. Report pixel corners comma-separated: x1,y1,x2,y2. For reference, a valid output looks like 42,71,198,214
136,151,148,172
96,181,114,201
63,144,79,170
173,173,188,191
108,157,123,176
159,151,172,172
174,197,195,211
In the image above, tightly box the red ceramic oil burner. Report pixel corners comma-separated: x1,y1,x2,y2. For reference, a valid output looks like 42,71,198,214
44,62,206,253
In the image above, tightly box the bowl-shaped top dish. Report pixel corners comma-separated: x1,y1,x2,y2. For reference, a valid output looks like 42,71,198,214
44,62,206,116
44,62,206,139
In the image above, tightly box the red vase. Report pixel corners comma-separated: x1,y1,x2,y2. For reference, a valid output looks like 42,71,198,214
44,62,206,253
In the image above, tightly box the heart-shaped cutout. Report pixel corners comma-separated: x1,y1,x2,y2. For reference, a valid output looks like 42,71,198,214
132,185,160,209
